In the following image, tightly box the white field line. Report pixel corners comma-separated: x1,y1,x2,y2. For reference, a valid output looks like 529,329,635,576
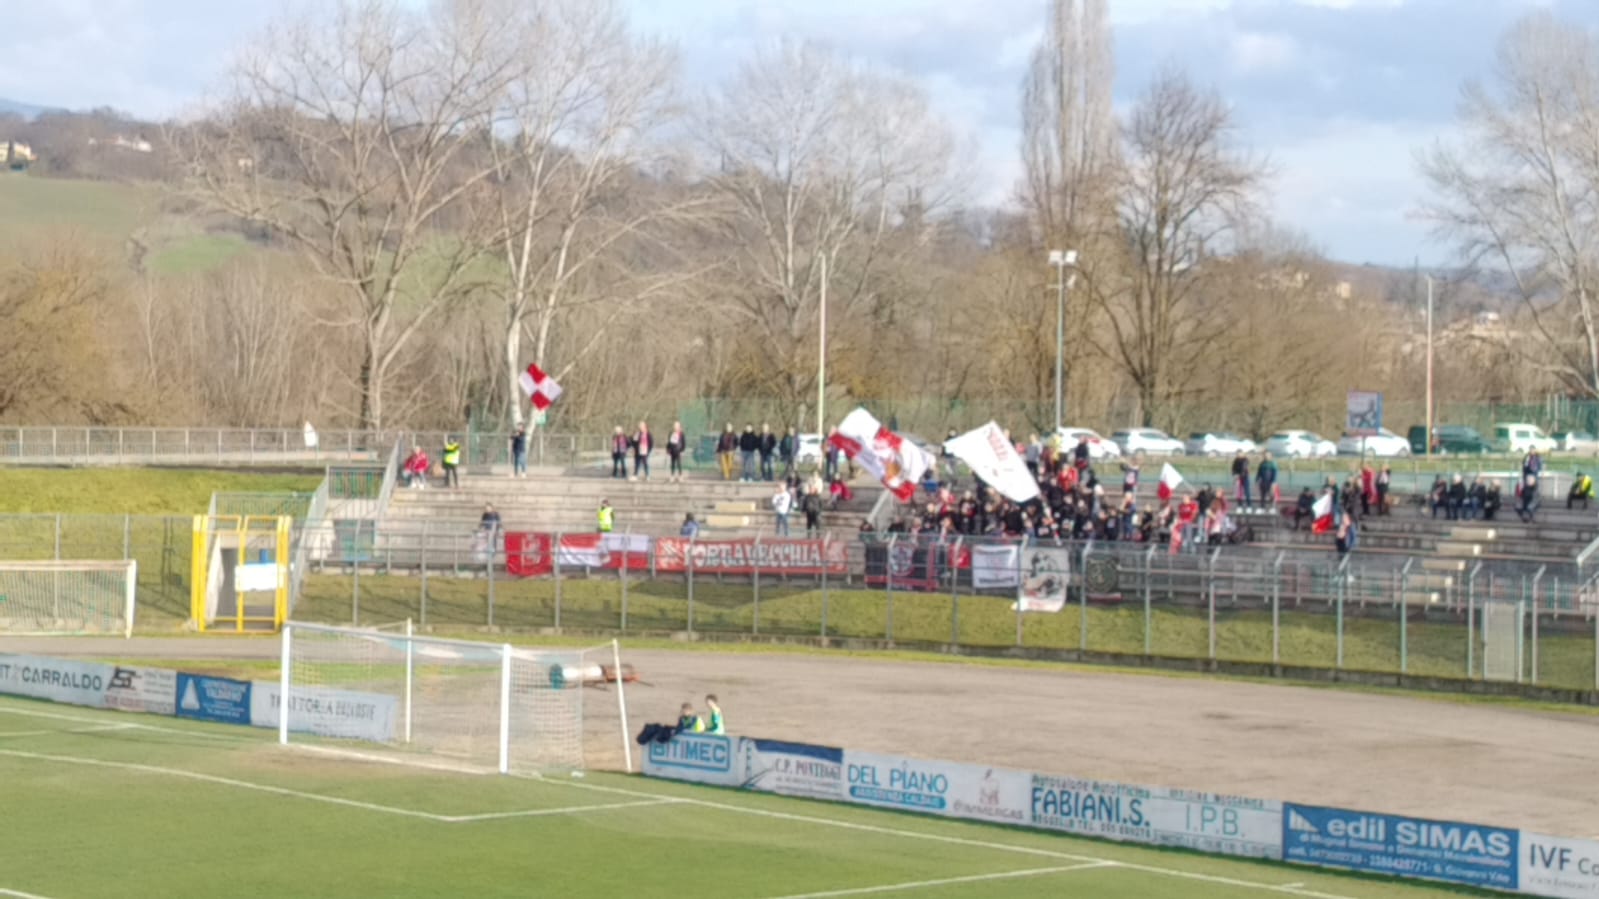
0,723,147,739
0,888,60,899
762,861,1116,899
440,798,682,823
0,705,250,742
540,777,1369,899
291,743,494,777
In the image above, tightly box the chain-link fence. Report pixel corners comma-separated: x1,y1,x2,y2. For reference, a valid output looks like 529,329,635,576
0,514,197,622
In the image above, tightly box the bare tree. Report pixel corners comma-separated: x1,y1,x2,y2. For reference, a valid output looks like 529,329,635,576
1094,69,1262,426
1421,11,1599,397
172,0,520,429
704,40,959,420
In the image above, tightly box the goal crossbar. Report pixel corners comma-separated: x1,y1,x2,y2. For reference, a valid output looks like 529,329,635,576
0,560,137,638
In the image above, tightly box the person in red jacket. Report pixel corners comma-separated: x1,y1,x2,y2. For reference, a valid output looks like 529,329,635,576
1173,492,1199,554
610,426,628,479
631,421,653,481
403,446,430,489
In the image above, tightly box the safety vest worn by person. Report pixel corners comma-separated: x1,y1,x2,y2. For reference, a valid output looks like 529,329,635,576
706,709,725,735
677,713,704,734
443,441,461,466
598,505,614,533
1578,475,1594,498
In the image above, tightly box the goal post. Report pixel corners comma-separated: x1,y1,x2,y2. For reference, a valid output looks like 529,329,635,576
278,621,633,775
0,560,138,638
1481,599,1524,683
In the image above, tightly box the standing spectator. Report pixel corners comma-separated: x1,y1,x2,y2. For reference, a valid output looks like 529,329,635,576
478,503,502,535
1376,465,1392,516
1120,459,1140,496
758,423,778,481
771,483,793,536
403,446,430,489
1231,450,1252,506
1073,435,1091,471
779,427,797,480
801,484,823,535
442,436,462,489
1335,516,1354,557
1359,462,1376,517
1447,474,1468,521
942,428,959,474
509,427,528,478
716,423,738,481
610,426,628,479
825,426,842,482
597,499,614,534
1255,451,1278,510
1523,448,1544,479
1517,473,1541,523
1174,492,1200,554
1119,492,1137,540
1468,476,1487,521
739,425,759,482
631,420,653,481
666,421,686,483
1024,433,1042,477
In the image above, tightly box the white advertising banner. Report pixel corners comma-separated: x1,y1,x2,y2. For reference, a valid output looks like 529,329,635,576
641,732,743,787
103,664,177,716
1522,833,1599,898
0,654,113,709
1016,546,1070,613
738,738,845,801
250,681,397,742
970,544,1020,589
944,423,1040,503
1031,773,1282,859
843,751,1030,827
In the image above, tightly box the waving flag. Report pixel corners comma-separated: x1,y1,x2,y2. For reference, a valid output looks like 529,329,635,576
1311,492,1335,535
1157,463,1185,502
518,364,563,411
944,422,1039,503
829,408,932,503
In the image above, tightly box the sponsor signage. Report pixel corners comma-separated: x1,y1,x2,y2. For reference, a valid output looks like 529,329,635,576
1016,547,1070,613
1521,833,1599,899
656,538,847,576
250,682,398,742
738,738,844,801
1282,804,1517,891
1347,390,1383,437
1031,775,1282,859
104,665,176,716
642,733,743,787
176,673,251,725
0,654,113,709
843,751,1029,826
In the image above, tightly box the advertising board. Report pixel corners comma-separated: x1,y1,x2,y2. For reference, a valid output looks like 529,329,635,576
970,543,1020,589
1031,774,1282,859
656,537,847,576
738,738,844,801
103,664,177,716
1282,804,1517,891
842,751,1030,826
176,673,251,725
250,682,398,742
0,654,112,709
1521,833,1599,898
641,732,743,787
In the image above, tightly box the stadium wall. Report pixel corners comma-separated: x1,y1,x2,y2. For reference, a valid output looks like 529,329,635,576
642,731,1599,898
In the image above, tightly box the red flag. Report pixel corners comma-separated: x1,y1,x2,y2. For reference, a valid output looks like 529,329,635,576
1157,463,1184,502
1311,492,1335,535
518,364,563,411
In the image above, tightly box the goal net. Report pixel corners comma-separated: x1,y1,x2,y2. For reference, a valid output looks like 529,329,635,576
278,622,633,775
0,560,137,638
1481,599,1523,683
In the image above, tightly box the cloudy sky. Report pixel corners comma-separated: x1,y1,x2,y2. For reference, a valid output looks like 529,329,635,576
2,0,1593,264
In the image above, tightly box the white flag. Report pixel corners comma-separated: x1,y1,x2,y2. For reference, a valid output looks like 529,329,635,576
830,408,932,502
1158,463,1184,500
517,364,563,412
944,422,1039,502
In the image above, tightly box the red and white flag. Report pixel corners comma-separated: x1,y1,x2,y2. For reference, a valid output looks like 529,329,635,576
1157,463,1184,502
517,364,563,412
1311,492,1335,534
828,408,932,503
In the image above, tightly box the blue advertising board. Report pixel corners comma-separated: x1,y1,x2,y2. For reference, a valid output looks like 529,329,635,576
175,673,251,725
1282,804,1517,891
642,733,742,787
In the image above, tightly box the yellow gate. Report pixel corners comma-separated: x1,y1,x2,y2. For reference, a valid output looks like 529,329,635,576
190,515,290,633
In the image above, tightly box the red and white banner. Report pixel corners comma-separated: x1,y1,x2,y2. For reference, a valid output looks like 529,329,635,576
504,532,650,578
944,422,1039,503
1311,492,1335,535
517,363,563,412
828,408,933,503
656,537,847,575
1157,463,1184,502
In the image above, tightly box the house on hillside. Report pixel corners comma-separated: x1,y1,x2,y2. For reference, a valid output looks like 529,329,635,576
1,140,35,171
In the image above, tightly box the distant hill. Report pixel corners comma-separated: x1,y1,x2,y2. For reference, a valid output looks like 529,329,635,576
0,97,61,119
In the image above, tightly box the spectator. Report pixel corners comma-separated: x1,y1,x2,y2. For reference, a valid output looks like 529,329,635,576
597,499,614,534
1523,449,1544,479
1570,472,1594,510
610,426,628,479
801,484,823,535
1073,435,1091,470
704,695,725,735
1256,451,1278,509
1468,477,1486,521
771,483,793,536
510,427,528,478
1448,474,1468,521
1174,492,1200,554
1335,516,1354,557
680,513,701,538
716,424,738,481
739,425,759,482
1196,484,1215,518
825,426,842,482
1292,487,1315,530
1483,481,1503,521
442,436,462,489
1430,476,1449,519
478,503,502,535
1120,492,1137,540
631,420,653,481
1231,451,1252,506
666,421,687,483
1375,465,1391,516
677,702,704,734
1024,433,1042,477
758,423,778,481
1518,473,1541,523
1357,462,1375,517
403,446,430,489
779,427,797,480
829,475,853,509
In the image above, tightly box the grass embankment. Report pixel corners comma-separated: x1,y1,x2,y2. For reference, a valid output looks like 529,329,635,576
0,468,320,515
290,575,1599,691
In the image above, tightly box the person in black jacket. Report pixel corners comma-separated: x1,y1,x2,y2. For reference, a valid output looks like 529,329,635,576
1430,476,1449,519
779,427,797,479
1447,474,1468,521
1483,480,1502,520
801,486,823,535
716,423,738,481
1231,451,1251,506
757,423,778,481
1292,487,1315,530
738,425,759,482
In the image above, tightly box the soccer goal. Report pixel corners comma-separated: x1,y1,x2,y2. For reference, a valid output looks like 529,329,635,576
277,622,633,775
0,560,137,638
1481,599,1524,683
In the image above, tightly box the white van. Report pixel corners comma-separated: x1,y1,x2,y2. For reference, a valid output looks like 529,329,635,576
1491,423,1557,455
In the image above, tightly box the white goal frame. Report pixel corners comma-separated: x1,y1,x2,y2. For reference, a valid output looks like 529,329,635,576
0,560,137,638
278,621,632,775
1481,599,1524,683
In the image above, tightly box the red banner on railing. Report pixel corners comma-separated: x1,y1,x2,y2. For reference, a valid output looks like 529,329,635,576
655,537,846,575
504,532,652,578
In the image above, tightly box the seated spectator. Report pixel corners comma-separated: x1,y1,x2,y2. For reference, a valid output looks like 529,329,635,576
1292,487,1315,530
680,513,701,538
403,446,430,489
478,503,501,534
1429,476,1449,519
1518,474,1541,523
677,702,704,734
1483,482,1503,521
1570,472,1594,510
829,477,854,508
1448,474,1468,521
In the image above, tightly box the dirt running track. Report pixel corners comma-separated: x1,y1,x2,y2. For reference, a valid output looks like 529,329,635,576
4,636,1596,838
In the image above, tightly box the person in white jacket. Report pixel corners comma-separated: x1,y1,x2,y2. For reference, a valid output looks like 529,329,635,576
771,484,793,536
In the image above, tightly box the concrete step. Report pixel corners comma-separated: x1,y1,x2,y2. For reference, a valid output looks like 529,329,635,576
1422,558,1468,573
1435,542,1483,557
1401,591,1442,607
705,514,752,529
714,501,759,514
1450,526,1497,542
1408,574,1454,590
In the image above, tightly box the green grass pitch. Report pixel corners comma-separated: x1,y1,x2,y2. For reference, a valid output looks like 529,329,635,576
0,696,1481,899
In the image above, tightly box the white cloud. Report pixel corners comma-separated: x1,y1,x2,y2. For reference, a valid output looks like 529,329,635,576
1229,31,1299,74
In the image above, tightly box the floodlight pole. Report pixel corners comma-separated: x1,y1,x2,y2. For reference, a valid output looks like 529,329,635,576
1425,276,1434,458
818,253,827,438
1049,250,1078,432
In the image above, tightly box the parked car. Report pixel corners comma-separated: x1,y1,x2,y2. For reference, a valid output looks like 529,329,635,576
1407,424,1490,455
1555,430,1599,455
1111,428,1185,457
1052,427,1122,461
1263,430,1337,459
1336,428,1410,457
795,433,824,466
1184,432,1258,457
1490,422,1557,455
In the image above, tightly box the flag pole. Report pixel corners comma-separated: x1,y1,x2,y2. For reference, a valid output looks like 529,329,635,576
818,253,827,439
